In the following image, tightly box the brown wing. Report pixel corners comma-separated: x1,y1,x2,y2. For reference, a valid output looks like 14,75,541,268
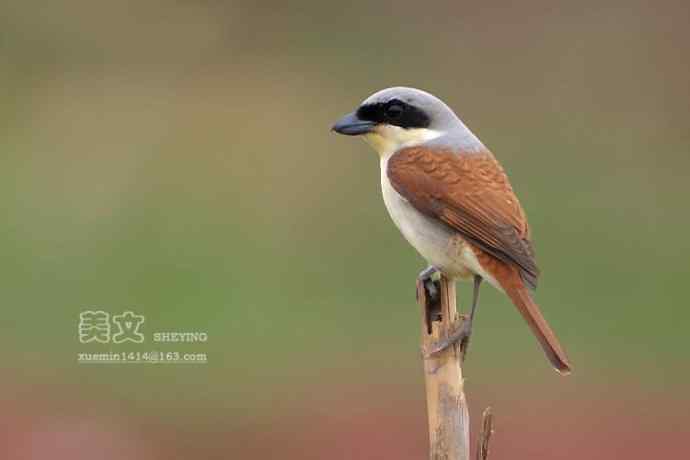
387,147,540,289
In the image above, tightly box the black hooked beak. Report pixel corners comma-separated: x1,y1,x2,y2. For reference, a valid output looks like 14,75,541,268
331,112,376,136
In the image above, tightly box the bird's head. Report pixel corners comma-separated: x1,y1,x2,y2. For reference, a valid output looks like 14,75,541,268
332,87,482,156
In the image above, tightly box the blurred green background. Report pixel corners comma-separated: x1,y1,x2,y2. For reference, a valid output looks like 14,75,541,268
1,1,689,458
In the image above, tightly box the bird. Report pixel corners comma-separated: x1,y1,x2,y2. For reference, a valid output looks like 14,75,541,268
332,87,571,374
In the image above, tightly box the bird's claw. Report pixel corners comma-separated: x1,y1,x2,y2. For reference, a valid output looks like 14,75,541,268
422,318,473,360
417,266,440,305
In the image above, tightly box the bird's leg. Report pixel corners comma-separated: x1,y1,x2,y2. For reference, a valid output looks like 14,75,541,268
424,275,483,361
458,275,482,361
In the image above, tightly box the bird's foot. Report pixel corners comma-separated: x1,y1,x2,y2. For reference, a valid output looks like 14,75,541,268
416,266,440,305
423,315,474,361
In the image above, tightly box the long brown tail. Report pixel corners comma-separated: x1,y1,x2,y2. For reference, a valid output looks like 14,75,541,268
496,268,572,374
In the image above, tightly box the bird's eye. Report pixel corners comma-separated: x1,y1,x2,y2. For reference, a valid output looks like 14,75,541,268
385,103,404,119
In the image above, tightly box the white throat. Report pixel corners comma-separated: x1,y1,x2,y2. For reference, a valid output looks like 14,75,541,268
363,125,444,157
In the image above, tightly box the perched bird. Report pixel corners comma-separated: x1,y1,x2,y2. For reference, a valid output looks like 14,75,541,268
332,87,571,374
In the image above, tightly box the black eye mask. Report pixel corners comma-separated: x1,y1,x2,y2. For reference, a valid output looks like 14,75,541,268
356,99,431,129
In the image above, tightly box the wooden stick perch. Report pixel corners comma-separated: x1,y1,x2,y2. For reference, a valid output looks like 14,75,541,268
416,274,494,460
476,407,495,460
